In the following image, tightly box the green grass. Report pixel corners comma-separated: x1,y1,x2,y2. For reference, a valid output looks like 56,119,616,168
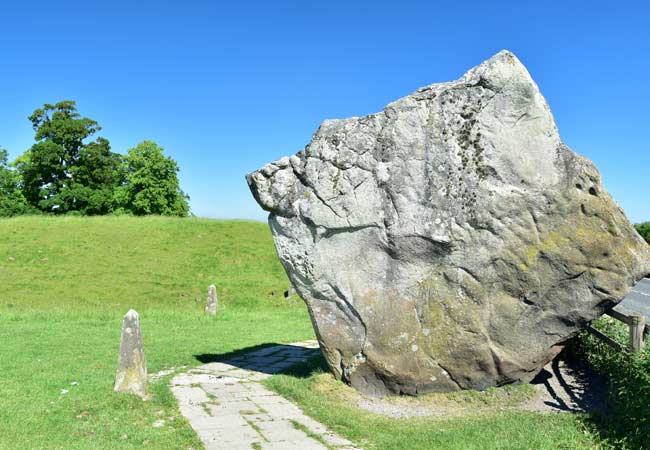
265,357,603,450
0,216,314,449
0,215,294,312
0,215,609,449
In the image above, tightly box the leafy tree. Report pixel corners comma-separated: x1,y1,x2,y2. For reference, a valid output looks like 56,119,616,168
69,137,125,215
10,101,190,217
635,222,650,244
16,100,120,214
0,149,34,216
116,141,189,216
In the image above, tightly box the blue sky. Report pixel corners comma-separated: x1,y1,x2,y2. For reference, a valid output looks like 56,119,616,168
1,0,648,222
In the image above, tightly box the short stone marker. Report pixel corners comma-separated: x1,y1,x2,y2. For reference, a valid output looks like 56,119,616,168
205,284,218,315
114,309,148,398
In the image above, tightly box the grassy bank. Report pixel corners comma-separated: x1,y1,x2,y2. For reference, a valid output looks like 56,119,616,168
0,215,292,312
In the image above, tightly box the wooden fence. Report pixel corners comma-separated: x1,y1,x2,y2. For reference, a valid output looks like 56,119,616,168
586,309,647,353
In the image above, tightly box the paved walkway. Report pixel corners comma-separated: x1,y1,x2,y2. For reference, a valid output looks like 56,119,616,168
170,340,361,450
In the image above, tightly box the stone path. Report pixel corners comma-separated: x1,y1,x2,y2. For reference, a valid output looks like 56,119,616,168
170,340,361,450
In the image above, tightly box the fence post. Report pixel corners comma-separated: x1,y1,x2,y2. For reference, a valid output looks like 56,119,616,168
629,314,645,353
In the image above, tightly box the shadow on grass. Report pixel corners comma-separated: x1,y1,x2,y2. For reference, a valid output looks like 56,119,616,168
278,354,329,378
194,343,328,377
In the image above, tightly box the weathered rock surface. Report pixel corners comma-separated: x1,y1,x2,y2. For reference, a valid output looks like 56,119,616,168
114,309,148,398
246,50,650,396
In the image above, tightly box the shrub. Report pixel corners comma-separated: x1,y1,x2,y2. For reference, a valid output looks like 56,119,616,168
577,317,650,449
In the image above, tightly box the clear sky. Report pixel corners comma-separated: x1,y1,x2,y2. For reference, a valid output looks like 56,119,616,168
1,1,648,222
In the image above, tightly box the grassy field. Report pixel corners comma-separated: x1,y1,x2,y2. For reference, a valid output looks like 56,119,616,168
0,216,314,449
0,216,606,449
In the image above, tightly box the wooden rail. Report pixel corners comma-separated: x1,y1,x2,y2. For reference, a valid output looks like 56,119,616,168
585,325,625,352
586,309,646,353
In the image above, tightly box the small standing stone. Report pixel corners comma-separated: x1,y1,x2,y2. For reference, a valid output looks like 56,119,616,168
205,285,218,315
114,309,147,398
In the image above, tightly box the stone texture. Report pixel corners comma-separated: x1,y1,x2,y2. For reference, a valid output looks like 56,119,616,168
206,284,218,315
114,309,147,398
246,50,650,396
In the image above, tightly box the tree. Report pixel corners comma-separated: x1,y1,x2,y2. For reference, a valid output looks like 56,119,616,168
69,137,125,215
10,100,190,217
116,141,189,216
17,100,120,214
0,149,33,216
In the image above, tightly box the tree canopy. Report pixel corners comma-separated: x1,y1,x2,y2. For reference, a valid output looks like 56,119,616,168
115,141,190,216
0,149,34,217
1,100,189,217
17,101,106,213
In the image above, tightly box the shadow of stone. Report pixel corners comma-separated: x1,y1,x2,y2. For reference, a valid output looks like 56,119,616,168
194,342,279,364
278,353,329,378
194,343,326,377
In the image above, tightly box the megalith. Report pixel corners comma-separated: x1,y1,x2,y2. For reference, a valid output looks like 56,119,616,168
247,50,650,395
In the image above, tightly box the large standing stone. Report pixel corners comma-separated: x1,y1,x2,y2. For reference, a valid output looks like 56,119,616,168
206,285,218,315
114,309,147,398
246,50,650,396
